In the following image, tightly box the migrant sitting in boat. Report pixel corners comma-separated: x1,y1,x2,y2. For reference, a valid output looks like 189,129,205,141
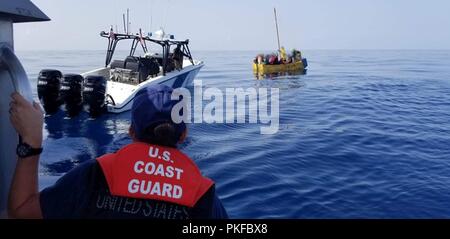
253,48,308,75
254,47,303,65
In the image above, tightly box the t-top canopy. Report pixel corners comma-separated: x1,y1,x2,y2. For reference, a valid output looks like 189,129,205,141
0,0,50,23
100,29,194,75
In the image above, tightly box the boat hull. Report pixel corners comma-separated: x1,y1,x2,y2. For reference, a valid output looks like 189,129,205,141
253,59,307,75
83,62,204,114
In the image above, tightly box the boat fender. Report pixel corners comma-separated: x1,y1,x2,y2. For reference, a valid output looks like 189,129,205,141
302,58,308,68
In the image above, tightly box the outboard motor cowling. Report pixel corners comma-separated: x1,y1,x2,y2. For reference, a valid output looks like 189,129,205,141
60,74,83,117
83,75,107,118
37,69,63,115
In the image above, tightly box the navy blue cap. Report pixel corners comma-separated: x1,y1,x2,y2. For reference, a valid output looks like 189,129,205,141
131,85,186,141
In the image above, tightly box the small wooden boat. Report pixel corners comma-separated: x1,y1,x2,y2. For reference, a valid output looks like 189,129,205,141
253,8,307,76
253,58,308,75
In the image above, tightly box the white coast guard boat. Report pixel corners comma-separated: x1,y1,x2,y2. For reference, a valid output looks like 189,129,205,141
38,28,203,117
83,28,204,114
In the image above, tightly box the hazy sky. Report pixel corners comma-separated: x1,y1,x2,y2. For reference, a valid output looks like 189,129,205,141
13,0,450,51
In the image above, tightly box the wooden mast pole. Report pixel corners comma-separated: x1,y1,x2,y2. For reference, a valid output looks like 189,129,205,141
274,7,281,52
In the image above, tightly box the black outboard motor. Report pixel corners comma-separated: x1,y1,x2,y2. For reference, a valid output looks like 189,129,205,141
60,74,84,117
83,75,107,118
37,69,63,115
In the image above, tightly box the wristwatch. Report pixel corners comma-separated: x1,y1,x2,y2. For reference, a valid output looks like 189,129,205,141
16,142,43,158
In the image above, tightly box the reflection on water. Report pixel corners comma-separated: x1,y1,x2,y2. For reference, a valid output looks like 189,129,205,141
41,109,131,174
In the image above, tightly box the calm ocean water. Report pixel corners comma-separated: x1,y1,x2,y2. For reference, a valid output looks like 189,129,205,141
16,50,450,219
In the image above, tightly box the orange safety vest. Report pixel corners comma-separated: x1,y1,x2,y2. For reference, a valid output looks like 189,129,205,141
97,143,214,208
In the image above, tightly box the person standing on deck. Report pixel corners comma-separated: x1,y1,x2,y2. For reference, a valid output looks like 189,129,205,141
7,85,228,219
279,46,287,63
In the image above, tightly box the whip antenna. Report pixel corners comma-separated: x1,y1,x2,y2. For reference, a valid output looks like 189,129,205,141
122,13,126,33
127,8,130,34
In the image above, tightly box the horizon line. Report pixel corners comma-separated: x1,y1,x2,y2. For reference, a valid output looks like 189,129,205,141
16,48,450,52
